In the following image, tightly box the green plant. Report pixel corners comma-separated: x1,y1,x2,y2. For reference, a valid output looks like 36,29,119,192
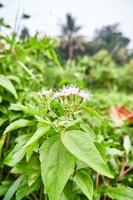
1,83,133,200
0,30,133,200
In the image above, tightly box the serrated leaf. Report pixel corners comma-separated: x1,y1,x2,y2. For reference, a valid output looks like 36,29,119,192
0,75,17,98
25,125,50,146
105,185,133,200
74,170,93,200
61,130,113,178
39,135,75,200
3,176,23,200
4,119,35,134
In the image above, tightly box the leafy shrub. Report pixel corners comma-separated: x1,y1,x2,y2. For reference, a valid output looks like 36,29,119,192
0,35,133,200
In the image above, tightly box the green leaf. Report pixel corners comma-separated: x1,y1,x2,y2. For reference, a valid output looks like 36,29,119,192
0,75,17,98
11,157,40,175
4,135,31,166
7,75,21,84
59,181,73,200
0,95,2,103
45,49,60,67
16,179,40,200
25,125,50,146
26,142,36,162
0,117,7,126
105,185,133,200
74,170,93,200
3,176,23,200
82,106,101,120
4,119,35,134
80,123,96,140
4,146,26,166
0,180,12,196
39,135,75,200
0,134,6,157
61,130,113,178
17,61,39,84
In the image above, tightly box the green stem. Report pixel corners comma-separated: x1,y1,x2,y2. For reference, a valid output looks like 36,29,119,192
40,185,44,200
44,194,48,200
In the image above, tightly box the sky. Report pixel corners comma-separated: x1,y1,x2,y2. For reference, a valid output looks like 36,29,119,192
1,0,133,48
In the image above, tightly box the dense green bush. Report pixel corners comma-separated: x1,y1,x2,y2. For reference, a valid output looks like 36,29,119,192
0,35,133,200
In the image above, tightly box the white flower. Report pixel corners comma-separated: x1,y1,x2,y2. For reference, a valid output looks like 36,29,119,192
55,85,79,97
55,85,92,101
79,90,91,100
54,92,62,98
40,88,52,96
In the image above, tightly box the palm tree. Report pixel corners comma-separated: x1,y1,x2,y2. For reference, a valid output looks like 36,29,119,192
60,13,83,59
20,27,30,40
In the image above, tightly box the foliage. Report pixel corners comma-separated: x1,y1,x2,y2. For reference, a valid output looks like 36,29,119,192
94,24,130,63
0,31,133,200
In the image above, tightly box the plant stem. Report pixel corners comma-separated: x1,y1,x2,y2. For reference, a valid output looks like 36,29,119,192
31,193,39,200
103,195,106,200
121,166,133,176
44,194,48,200
96,173,99,189
119,156,128,177
40,185,44,200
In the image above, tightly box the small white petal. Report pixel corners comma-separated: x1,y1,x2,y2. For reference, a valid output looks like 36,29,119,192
40,88,52,96
79,90,91,100
55,85,79,97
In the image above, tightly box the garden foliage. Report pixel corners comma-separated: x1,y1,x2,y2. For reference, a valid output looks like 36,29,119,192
0,34,133,200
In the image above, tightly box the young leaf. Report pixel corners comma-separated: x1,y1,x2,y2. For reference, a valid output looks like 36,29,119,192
3,176,23,200
25,125,50,147
0,75,17,99
39,135,75,200
74,170,93,200
61,130,113,178
4,119,35,134
105,185,133,200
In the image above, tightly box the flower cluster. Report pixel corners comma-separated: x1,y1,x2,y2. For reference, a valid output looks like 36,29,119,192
38,85,91,114
38,85,91,103
55,84,91,101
